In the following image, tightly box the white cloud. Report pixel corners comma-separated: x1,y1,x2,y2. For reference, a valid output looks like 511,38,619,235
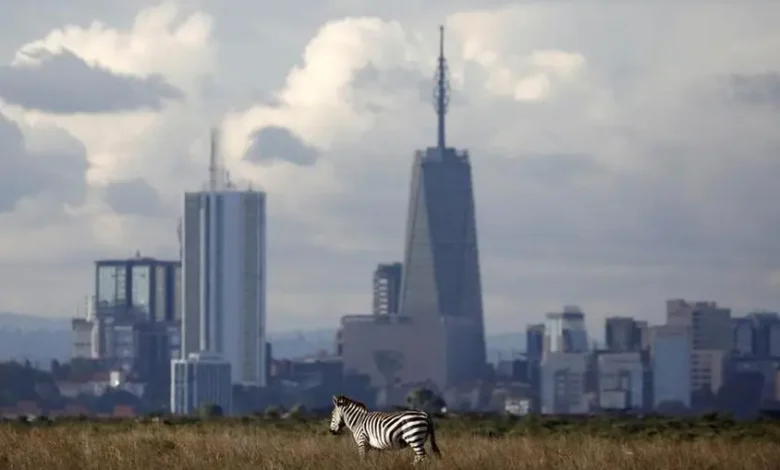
8,2,216,190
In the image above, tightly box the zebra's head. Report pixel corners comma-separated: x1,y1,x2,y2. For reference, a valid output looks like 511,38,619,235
330,395,348,435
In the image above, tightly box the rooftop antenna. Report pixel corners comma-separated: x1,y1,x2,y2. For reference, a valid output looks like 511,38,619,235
433,24,450,150
208,127,219,191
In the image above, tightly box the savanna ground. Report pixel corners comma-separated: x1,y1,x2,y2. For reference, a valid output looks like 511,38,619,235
1,414,779,469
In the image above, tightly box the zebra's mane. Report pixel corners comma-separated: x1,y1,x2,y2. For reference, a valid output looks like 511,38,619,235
334,395,368,411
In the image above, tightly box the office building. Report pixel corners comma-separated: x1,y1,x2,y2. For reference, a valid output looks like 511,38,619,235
691,349,727,395
651,325,692,408
605,317,642,353
171,352,232,415
134,322,172,382
597,352,644,410
181,129,268,386
544,306,588,355
666,299,732,395
540,352,588,414
90,255,180,361
666,299,732,350
94,255,180,322
372,263,402,315
394,26,486,388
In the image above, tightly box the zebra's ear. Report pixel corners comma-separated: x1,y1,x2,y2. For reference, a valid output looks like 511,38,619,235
332,396,338,407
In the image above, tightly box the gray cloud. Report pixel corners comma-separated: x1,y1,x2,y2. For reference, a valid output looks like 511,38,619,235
245,125,320,166
0,113,87,212
729,72,780,108
0,49,183,114
103,178,166,216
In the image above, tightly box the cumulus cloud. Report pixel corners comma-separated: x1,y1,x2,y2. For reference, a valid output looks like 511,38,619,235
3,1,780,336
0,49,183,114
3,2,217,189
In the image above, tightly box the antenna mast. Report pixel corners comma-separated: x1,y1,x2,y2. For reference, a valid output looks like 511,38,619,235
208,127,220,191
433,25,450,150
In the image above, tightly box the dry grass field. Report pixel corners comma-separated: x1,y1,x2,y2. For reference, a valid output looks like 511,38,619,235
1,418,779,469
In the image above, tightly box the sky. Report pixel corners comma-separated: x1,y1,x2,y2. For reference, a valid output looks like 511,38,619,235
1,1,780,336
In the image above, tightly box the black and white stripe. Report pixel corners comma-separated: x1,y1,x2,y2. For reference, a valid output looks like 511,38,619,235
329,395,442,463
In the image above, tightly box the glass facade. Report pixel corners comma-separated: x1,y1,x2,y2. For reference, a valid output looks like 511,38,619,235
153,265,167,322
94,258,180,320
173,264,182,321
652,327,692,407
97,264,126,308
398,146,486,386
131,265,151,317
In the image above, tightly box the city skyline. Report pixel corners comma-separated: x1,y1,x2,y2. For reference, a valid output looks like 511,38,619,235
1,2,780,336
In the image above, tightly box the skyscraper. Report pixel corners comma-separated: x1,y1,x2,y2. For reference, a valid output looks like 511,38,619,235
398,26,486,386
181,129,268,387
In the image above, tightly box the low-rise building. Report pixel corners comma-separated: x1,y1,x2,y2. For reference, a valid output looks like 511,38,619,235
170,352,232,415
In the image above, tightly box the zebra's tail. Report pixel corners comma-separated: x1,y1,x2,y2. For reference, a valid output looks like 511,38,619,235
427,414,442,458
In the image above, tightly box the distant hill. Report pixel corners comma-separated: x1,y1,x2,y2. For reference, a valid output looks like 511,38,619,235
0,312,72,366
0,313,527,364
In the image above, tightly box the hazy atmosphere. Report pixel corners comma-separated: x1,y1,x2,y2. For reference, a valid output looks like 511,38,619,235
1,0,779,335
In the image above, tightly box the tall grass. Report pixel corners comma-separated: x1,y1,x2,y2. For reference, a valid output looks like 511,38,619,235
1,420,778,469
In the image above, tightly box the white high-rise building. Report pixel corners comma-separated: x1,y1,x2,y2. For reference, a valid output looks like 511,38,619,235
181,188,267,386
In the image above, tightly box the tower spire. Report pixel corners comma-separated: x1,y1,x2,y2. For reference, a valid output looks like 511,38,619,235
433,24,450,150
208,127,218,191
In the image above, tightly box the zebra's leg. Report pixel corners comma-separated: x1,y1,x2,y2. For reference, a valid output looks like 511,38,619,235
410,444,428,465
357,437,369,460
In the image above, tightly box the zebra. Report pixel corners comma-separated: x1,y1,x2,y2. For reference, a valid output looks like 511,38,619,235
329,395,442,464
